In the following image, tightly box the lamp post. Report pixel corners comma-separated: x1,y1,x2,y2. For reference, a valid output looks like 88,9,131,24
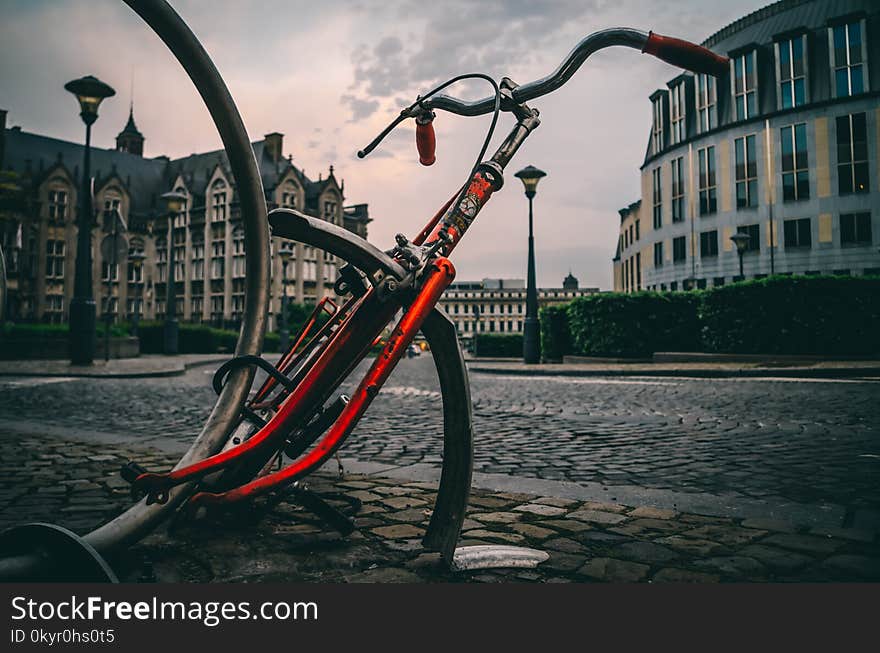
514,165,546,364
730,231,751,281
65,75,115,365
472,303,480,357
278,247,292,351
160,191,186,355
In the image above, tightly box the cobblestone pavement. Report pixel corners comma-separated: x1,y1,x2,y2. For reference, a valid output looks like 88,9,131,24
0,357,877,515
0,434,877,582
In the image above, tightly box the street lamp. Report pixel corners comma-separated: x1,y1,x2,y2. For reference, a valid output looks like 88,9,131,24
730,231,751,281
472,303,480,357
514,165,546,364
160,190,186,355
65,75,115,365
278,247,292,351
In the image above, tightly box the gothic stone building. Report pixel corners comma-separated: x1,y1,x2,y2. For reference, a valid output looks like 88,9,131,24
0,108,370,329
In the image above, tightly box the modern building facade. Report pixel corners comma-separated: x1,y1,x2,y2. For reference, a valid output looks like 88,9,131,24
439,274,598,345
613,0,880,292
0,107,371,329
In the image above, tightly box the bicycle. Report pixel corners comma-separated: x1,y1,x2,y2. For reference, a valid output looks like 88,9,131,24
0,0,729,579
127,18,728,563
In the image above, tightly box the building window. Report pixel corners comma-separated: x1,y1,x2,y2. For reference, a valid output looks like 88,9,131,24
840,212,872,245
652,167,662,229
191,296,203,321
635,220,640,240
669,82,686,145
47,190,68,222
700,230,718,258
783,217,811,248
232,230,245,278
191,240,205,281
780,123,809,201
735,135,758,208
211,241,225,279
696,73,717,133
732,50,757,121
836,113,869,195
653,242,663,267
127,261,143,283
156,238,167,282
210,295,224,322
777,35,806,108
45,240,64,279
698,146,717,215
211,180,227,222
281,181,299,209
736,224,760,252
323,200,338,224
673,236,687,263
651,94,665,154
831,20,867,98
101,261,118,282
102,195,121,229
671,157,685,223
172,188,187,228
635,252,641,289
45,294,64,322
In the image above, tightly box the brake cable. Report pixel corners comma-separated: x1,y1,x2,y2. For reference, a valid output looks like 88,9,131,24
358,72,502,184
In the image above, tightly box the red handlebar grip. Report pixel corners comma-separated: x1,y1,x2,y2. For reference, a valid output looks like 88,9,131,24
643,31,729,78
416,120,436,166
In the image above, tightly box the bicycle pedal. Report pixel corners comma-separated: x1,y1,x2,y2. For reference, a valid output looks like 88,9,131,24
120,461,148,485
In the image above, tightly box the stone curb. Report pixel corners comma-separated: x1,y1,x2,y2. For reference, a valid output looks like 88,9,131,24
467,363,880,379
0,355,228,379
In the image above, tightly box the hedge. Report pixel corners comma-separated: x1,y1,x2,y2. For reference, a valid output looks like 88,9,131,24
1,322,129,338
700,276,880,355
539,305,571,362
566,291,701,358
136,322,281,354
542,276,880,358
474,333,524,358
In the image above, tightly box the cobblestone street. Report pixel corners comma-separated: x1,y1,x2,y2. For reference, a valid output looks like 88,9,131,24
1,357,878,582
1,356,878,511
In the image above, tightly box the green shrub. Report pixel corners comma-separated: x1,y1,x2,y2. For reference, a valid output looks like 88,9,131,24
566,291,701,357
539,305,571,362
1,322,128,338
475,333,524,358
700,275,880,355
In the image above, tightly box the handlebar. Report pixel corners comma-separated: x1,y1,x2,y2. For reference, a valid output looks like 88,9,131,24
358,27,729,163
423,28,727,117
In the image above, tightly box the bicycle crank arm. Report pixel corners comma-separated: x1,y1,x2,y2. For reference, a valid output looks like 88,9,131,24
187,257,457,509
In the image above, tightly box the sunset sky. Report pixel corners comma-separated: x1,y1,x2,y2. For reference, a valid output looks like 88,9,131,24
1,0,765,288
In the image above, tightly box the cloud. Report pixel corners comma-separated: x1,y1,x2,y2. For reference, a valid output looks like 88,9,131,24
341,94,380,121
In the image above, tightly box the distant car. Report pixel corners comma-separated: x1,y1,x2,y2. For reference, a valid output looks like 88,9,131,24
406,344,421,358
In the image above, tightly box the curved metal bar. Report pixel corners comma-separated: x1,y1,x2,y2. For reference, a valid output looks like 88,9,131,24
80,0,270,555
0,244,6,323
420,308,473,564
427,28,648,116
269,209,408,282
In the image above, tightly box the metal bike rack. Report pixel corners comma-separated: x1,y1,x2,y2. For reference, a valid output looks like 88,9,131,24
0,0,270,580
0,0,473,578
0,243,6,323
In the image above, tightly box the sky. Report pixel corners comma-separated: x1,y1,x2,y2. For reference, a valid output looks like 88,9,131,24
0,0,766,289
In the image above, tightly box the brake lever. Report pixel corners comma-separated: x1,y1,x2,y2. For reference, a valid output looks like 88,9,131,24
357,100,431,159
